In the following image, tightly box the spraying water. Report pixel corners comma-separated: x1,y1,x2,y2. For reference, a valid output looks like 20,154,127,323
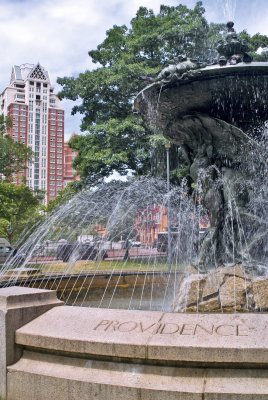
0,178,206,311
218,0,236,21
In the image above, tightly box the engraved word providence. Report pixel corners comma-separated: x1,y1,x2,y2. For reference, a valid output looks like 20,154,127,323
93,320,255,336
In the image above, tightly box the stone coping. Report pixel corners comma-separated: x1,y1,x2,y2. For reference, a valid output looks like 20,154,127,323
0,286,61,309
9,350,268,399
16,306,268,367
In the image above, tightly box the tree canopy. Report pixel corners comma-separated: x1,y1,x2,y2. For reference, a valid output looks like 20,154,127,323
0,182,41,243
57,1,268,185
58,2,212,183
0,115,33,181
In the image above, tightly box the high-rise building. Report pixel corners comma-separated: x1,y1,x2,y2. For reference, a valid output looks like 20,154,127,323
0,63,64,203
63,136,80,187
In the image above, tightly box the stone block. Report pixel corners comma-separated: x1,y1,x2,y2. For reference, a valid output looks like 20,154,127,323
16,306,164,360
252,279,268,310
8,350,268,399
197,297,221,312
0,286,62,399
16,307,268,367
219,276,248,309
7,350,205,400
204,368,268,399
215,263,247,279
185,276,206,306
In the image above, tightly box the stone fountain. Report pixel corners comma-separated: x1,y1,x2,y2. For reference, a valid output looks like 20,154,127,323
134,22,268,273
0,22,268,400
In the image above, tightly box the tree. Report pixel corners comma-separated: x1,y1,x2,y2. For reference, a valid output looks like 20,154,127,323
0,182,41,243
0,115,33,181
58,2,212,184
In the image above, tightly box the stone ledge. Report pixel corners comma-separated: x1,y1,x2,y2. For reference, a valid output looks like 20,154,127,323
7,350,268,400
15,306,268,367
0,286,62,309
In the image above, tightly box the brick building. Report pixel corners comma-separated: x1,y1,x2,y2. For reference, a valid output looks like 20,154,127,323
0,63,64,203
63,138,80,187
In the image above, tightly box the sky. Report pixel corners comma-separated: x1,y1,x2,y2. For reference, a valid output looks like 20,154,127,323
0,0,268,138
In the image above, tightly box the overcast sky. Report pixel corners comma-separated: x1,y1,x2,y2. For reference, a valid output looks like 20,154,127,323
0,0,267,138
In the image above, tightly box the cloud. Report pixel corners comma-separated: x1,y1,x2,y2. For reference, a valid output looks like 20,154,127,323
0,0,267,136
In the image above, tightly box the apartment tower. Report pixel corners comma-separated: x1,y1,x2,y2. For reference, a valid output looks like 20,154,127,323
0,63,64,203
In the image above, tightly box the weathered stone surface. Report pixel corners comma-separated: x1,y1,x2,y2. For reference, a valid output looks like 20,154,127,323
15,307,268,366
9,350,268,400
16,306,164,360
173,275,205,311
185,305,198,312
202,274,223,299
185,276,206,306
215,264,247,279
219,276,248,309
5,298,268,399
0,287,62,400
173,265,258,313
8,351,205,400
197,298,221,313
205,368,268,399
252,279,268,310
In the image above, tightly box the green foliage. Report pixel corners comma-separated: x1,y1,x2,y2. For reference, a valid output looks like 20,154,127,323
239,30,268,61
240,30,268,52
58,2,212,184
69,116,151,181
0,182,41,243
0,115,33,180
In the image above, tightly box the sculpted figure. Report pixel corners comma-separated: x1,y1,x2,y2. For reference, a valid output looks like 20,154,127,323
167,113,266,271
217,21,252,66
142,55,206,85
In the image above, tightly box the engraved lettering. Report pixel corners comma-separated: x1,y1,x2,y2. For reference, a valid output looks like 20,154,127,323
93,319,253,337
215,324,235,336
93,320,110,331
159,323,180,334
154,323,163,334
104,320,120,331
180,324,196,335
194,324,214,335
139,322,157,333
118,322,138,332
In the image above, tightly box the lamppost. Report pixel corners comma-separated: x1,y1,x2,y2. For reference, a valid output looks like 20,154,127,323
165,142,172,270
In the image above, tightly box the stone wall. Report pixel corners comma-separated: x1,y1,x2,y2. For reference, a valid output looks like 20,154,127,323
173,264,268,312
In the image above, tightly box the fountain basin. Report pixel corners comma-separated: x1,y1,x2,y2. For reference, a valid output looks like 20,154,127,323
134,62,268,130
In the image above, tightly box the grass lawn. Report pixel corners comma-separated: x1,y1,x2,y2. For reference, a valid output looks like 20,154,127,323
26,259,172,275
